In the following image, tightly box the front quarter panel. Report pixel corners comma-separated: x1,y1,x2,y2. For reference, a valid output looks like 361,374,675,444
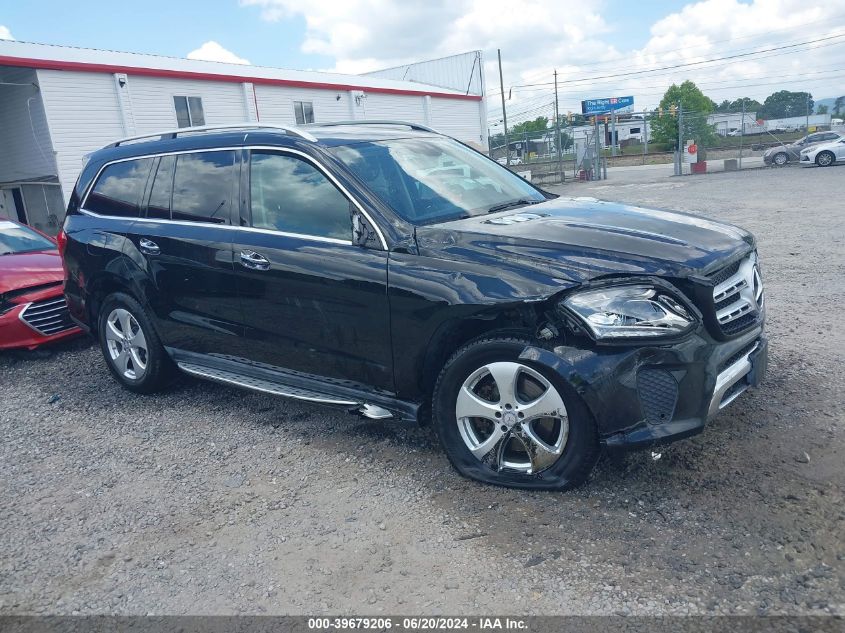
387,251,572,398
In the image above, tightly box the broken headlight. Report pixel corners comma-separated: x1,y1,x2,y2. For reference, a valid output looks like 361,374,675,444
561,285,694,339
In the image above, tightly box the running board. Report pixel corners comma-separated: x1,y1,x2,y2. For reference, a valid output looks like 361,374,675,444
177,361,397,420
178,362,358,406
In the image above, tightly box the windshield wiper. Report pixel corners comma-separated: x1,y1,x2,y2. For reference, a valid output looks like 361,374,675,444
487,198,543,214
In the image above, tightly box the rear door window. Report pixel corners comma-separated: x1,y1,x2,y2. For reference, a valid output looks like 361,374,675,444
85,158,153,217
171,151,237,224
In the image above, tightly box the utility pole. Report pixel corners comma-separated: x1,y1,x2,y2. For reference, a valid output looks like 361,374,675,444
593,116,601,179
739,100,745,169
523,129,528,163
675,101,683,176
805,93,810,133
497,49,510,166
611,110,617,157
554,69,563,183
643,111,649,163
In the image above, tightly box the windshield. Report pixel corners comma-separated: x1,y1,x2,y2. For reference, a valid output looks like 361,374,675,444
331,137,546,224
0,221,55,255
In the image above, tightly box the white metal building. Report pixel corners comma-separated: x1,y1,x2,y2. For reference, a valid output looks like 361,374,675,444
0,41,486,235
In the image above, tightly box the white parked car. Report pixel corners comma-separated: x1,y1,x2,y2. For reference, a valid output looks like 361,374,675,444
495,156,523,165
800,137,845,167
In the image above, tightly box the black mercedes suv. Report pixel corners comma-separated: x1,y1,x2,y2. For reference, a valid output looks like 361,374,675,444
60,121,767,490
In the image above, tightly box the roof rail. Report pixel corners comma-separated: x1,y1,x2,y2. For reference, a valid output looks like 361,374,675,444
313,120,441,135
105,123,317,148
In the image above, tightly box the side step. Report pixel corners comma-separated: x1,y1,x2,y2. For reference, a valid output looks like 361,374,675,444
177,361,393,419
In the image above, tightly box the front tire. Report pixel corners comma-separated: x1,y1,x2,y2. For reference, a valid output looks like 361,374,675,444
98,293,174,394
432,337,599,490
772,152,788,167
816,151,835,167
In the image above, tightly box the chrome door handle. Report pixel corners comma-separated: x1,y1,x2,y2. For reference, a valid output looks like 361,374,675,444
139,238,160,255
240,249,270,271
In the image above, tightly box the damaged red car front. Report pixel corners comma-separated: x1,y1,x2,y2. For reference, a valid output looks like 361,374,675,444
0,220,80,350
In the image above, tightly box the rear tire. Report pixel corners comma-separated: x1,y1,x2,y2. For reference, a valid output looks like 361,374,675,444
816,151,835,167
432,337,599,490
97,293,174,394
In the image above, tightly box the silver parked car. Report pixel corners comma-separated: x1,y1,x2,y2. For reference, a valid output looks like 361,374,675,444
763,131,844,166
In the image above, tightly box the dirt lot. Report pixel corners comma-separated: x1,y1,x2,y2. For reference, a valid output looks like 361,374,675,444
1,165,843,616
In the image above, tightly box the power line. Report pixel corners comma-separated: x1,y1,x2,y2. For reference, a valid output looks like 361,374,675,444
496,66,845,100
508,32,845,89
487,32,845,99
511,11,845,85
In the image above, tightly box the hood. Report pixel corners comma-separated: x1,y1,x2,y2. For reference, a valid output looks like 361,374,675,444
0,249,64,294
416,197,753,282
765,144,796,154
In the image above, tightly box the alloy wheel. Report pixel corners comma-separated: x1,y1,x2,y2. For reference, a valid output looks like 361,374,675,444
773,153,787,166
817,152,833,166
455,361,569,474
105,308,148,380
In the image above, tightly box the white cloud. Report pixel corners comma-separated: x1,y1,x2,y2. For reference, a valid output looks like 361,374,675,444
240,0,845,123
240,0,613,74
0,25,14,40
186,41,251,65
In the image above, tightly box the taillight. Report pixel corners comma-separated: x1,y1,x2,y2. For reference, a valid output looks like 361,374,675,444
56,228,68,257
56,228,69,280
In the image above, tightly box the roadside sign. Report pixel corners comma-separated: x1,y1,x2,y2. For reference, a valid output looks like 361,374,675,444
581,96,634,115
684,140,698,165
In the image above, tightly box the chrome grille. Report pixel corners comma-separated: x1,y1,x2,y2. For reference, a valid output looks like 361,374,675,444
711,253,764,334
20,297,76,335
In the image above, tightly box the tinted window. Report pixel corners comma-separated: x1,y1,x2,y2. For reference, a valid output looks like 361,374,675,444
294,101,314,124
171,151,236,224
86,158,153,217
147,155,175,219
0,220,55,255
174,96,205,128
188,97,205,126
249,152,350,240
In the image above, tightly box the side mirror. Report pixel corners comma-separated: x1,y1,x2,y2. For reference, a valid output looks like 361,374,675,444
352,211,377,247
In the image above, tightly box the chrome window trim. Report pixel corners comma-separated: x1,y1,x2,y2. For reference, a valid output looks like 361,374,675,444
77,209,351,246
80,145,388,250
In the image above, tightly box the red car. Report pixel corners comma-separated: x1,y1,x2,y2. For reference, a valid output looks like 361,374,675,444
0,219,80,350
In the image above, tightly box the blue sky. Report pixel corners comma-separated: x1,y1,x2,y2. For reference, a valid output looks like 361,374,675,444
1,0,334,69
2,0,843,119
0,0,693,69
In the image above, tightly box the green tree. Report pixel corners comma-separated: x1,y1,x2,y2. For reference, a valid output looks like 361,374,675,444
758,91,813,119
833,96,844,116
510,116,549,136
650,80,717,149
728,97,762,113
817,104,829,115
716,99,732,113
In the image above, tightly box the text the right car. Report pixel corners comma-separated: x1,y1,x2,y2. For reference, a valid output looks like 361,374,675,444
800,136,845,167
762,131,843,166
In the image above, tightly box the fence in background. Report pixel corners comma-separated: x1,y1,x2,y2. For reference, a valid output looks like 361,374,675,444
489,109,838,183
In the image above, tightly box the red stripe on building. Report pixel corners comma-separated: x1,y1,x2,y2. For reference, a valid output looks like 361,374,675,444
0,55,483,101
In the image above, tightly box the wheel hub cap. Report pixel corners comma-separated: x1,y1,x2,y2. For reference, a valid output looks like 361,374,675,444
455,361,569,475
105,308,148,381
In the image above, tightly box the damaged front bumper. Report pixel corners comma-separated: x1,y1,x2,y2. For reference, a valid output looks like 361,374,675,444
520,324,768,451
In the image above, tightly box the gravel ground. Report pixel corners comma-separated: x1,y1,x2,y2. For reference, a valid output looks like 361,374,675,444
1,165,843,616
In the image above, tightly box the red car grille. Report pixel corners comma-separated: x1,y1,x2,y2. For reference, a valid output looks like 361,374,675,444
20,297,75,335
